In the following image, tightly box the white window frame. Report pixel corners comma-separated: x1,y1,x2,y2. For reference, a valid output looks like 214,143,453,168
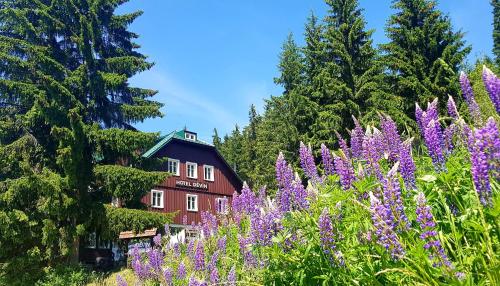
186,194,198,212
203,165,214,181
185,133,196,141
151,189,164,209
167,158,180,176
186,162,198,179
215,197,228,214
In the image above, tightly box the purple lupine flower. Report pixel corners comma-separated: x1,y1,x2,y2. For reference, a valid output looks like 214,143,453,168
469,117,500,206
482,66,500,114
460,71,483,125
335,131,350,160
415,192,453,269
132,258,150,281
227,265,236,286
258,186,267,205
291,173,309,210
444,123,458,155
177,261,186,280
333,151,355,190
153,234,161,247
321,143,335,176
182,215,188,226
318,208,344,266
424,119,446,172
201,211,218,238
380,114,402,161
351,116,364,159
416,103,424,131
148,248,163,274
250,209,283,246
173,243,181,258
187,239,195,259
210,267,219,284
399,138,416,190
369,192,405,260
188,276,199,286
217,235,227,253
275,153,294,212
299,141,321,183
208,250,219,272
163,267,173,286
194,240,205,271
447,96,460,119
382,163,409,231
116,274,127,286
362,127,383,179
238,235,257,267
164,224,170,237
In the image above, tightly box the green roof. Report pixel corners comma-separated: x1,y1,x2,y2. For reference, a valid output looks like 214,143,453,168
142,130,212,158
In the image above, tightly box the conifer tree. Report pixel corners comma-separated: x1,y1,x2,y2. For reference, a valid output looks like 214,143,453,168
274,33,305,94
0,0,169,283
382,0,470,119
493,0,500,67
212,128,222,150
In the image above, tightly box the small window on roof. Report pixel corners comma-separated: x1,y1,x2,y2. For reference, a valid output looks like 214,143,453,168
185,132,197,141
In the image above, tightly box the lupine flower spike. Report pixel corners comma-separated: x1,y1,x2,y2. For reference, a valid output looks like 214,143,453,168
299,142,321,183
415,192,453,269
318,207,344,266
482,66,500,114
399,138,417,190
447,95,460,119
333,150,355,191
321,143,335,176
382,162,410,231
369,192,405,260
460,71,483,125
351,115,364,159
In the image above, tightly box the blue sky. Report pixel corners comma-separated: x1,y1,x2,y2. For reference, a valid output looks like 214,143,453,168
120,0,494,143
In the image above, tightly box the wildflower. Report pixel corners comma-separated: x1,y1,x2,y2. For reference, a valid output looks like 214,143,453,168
369,192,405,260
217,235,227,253
321,143,335,176
299,141,321,183
132,257,150,281
201,211,218,237
148,248,163,274
399,138,416,190
116,275,127,286
210,267,219,284
447,95,460,119
417,99,439,132
424,119,446,172
163,267,173,286
291,173,309,210
335,130,350,159
238,235,257,267
187,239,195,259
460,71,483,125
208,250,219,272
153,234,161,247
362,126,383,179
415,192,452,269
380,114,402,161
469,118,500,206
318,208,344,266
177,261,186,280
382,163,409,231
173,243,180,258
333,151,355,190
250,209,282,246
194,240,205,271
275,153,294,212
444,123,458,155
164,223,170,236
482,66,500,114
227,265,236,286
351,115,365,159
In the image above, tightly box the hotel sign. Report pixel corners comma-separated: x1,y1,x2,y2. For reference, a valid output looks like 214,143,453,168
176,180,208,190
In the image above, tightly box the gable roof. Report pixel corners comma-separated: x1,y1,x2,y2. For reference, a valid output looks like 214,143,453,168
142,130,242,184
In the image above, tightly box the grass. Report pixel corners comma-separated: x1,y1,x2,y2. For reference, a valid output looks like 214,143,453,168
86,268,136,286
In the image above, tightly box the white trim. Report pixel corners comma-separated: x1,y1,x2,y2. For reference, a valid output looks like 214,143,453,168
151,189,164,208
167,158,180,176
186,194,198,212
203,165,214,181
186,162,198,179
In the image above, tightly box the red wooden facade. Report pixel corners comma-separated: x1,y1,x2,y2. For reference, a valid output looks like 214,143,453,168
141,130,242,225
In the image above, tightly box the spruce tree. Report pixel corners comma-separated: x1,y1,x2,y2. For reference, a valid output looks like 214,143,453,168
212,128,222,150
493,0,500,67
382,0,470,120
274,33,305,94
0,0,169,283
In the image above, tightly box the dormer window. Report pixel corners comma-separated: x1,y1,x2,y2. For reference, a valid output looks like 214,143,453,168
185,131,197,141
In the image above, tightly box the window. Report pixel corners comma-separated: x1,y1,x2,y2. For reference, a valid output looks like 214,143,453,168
216,197,228,214
167,159,180,176
204,165,214,181
151,190,164,208
185,132,197,141
187,194,198,212
186,162,198,179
